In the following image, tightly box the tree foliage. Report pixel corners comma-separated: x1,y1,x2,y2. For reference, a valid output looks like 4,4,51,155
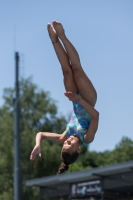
0,77,66,200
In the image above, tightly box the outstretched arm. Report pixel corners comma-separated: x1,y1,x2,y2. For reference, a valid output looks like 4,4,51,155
30,131,67,160
36,131,66,145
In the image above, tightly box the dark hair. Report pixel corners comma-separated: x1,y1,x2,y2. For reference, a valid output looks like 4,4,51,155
57,151,79,174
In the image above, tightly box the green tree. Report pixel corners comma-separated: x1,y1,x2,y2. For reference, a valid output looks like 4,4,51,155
79,137,133,169
0,77,67,200
107,137,133,164
0,94,14,200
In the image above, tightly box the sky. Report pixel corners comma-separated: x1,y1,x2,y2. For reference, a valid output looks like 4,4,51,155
0,0,133,152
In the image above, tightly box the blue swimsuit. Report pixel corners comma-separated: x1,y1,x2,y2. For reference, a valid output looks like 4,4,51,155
66,99,92,145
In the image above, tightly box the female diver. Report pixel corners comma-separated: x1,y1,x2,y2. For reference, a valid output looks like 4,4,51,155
30,21,99,174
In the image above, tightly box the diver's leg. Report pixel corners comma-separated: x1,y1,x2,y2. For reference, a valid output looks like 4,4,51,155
47,23,78,94
53,21,97,106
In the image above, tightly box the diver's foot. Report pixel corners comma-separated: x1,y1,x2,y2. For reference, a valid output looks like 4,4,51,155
47,23,58,43
52,21,65,39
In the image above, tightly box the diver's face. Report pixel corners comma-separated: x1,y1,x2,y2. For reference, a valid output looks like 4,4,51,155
62,136,80,154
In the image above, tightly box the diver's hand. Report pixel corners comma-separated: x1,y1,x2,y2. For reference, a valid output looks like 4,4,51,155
64,91,82,102
30,145,41,160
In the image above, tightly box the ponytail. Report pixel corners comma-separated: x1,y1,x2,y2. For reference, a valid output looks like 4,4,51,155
57,162,69,174
57,151,79,174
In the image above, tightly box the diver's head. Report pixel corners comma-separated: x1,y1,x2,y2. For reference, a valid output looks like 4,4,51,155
57,136,81,174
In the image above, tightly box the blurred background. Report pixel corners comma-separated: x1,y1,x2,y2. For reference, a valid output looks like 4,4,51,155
0,1,133,199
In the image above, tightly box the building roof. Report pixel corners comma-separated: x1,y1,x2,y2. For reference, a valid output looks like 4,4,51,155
26,160,133,199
